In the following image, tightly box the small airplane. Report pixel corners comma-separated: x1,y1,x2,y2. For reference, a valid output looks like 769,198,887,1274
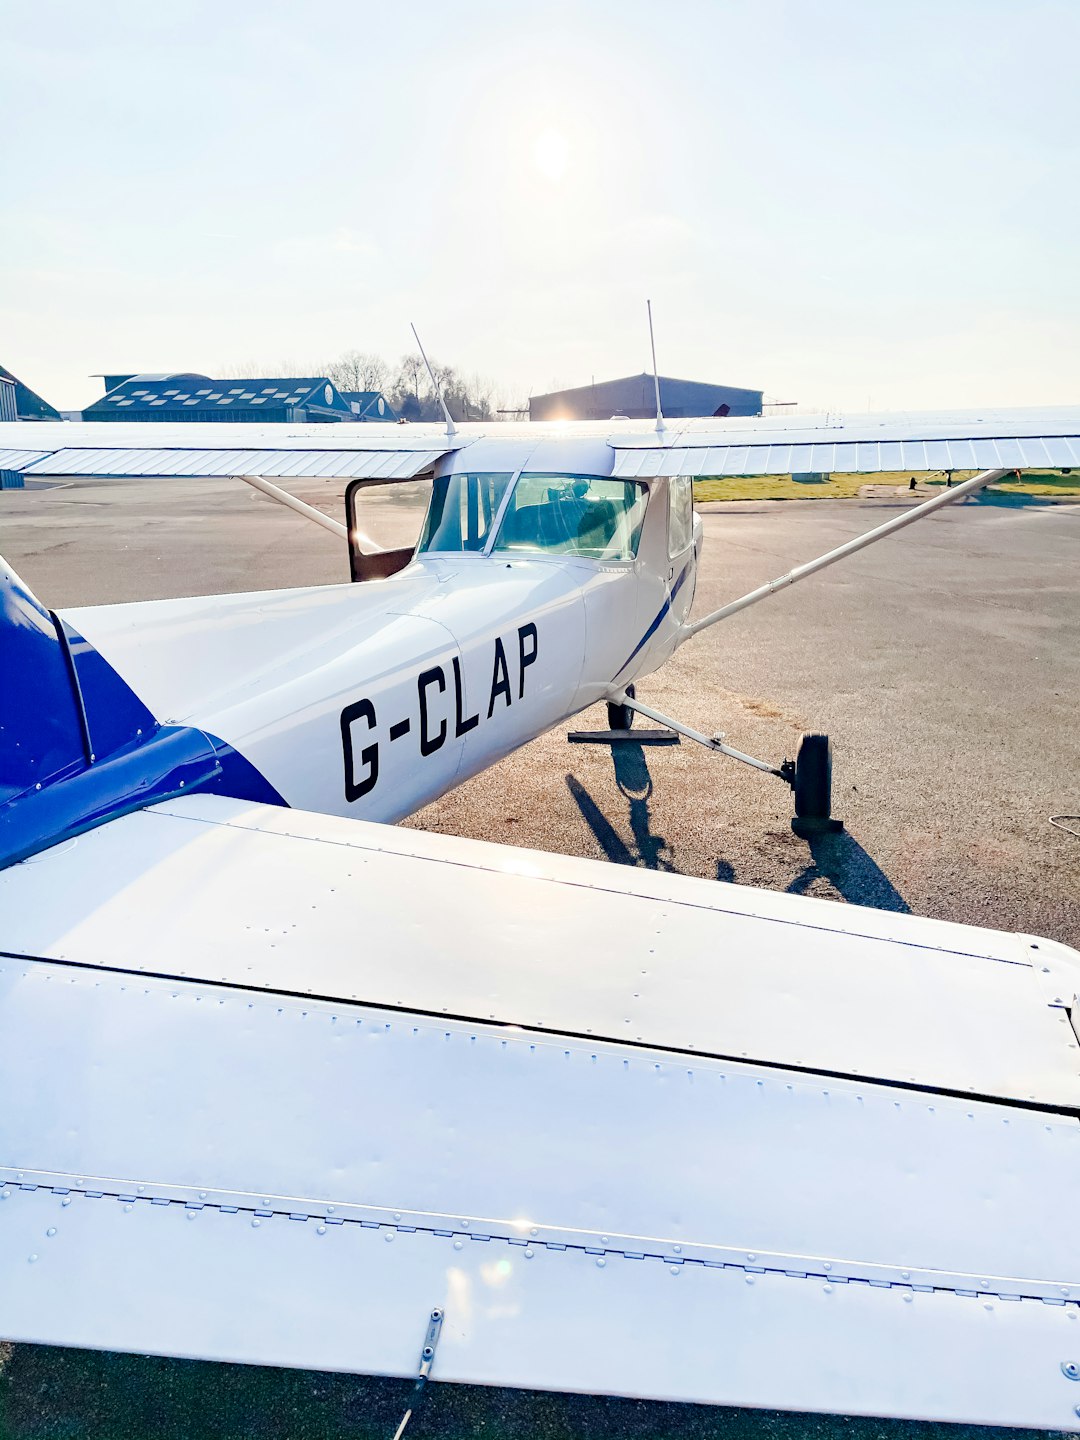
1,375,1079,1432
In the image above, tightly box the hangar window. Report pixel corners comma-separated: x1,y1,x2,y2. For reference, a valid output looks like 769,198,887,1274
417,473,514,553
493,474,648,562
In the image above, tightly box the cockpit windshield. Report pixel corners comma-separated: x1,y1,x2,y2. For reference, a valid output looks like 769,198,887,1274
416,473,514,554
492,474,648,562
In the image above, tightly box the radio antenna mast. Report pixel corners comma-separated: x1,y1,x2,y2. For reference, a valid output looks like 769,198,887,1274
410,322,457,436
646,299,665,433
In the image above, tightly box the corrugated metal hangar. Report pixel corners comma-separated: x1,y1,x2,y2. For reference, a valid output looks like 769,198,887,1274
530,373,763,422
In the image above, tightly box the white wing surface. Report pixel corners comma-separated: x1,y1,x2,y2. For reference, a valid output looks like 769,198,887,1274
2,405,1078,481
2,795,1079,1429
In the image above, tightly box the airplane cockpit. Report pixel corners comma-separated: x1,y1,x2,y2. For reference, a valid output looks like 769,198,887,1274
419,472,648,561
345,467,652,580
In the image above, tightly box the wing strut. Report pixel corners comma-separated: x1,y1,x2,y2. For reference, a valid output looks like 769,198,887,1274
237,472,405,562
237,473,348,539
608,690,783,775
681,466,1009,640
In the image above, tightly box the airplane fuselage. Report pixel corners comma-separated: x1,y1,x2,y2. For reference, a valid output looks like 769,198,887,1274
62,526,696,825
10,437,699,840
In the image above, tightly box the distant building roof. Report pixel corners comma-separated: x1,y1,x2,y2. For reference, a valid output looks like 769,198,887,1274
530,373,763,422
82,375,355,423
0,363,63,421
93,371,212,393
340,390,397,422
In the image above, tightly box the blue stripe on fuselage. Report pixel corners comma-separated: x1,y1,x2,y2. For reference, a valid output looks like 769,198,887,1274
612,561,691,681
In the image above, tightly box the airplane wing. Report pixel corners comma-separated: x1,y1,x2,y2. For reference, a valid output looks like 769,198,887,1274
2,404,1079,481
2,793,1079,1430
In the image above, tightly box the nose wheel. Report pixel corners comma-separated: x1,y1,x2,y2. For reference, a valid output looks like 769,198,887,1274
606,684,636,733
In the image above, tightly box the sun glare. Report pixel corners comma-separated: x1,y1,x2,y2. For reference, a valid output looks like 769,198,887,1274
533,128,568,182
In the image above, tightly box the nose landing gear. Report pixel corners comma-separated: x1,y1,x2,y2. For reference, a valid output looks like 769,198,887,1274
605,684,636,734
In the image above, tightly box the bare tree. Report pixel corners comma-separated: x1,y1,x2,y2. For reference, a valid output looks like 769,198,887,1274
325,350,389,395
217,359,321,379
215,350,507,421
390,354,428,420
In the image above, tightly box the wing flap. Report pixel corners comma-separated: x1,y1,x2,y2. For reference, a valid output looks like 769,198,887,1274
3,952,1078,1292
2,1179,1077,1429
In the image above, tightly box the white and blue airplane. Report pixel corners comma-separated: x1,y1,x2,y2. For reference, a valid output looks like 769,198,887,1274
1,402,1079,1433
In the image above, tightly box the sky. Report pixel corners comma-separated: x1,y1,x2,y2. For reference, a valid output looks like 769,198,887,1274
2,0,1078,413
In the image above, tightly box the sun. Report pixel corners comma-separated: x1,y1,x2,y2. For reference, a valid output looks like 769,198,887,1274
533,128,568,182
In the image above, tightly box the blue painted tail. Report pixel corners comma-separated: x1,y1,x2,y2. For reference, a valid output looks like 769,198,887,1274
0,560,229,867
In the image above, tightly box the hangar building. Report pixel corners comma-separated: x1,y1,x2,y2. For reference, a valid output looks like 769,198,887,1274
339,390,398,421
82,374,359,424
0,362,63,421
529,373,763,422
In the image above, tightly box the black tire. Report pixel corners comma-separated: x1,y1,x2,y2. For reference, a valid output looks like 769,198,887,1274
793,732,832,820
606,683,635,732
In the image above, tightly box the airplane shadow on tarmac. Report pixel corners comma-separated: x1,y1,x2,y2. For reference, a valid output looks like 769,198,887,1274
565,742,677,872
566,742,910,912
786,829,911,913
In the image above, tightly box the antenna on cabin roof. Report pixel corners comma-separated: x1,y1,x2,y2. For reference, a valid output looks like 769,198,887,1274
646,299,665,433
410,323,457,436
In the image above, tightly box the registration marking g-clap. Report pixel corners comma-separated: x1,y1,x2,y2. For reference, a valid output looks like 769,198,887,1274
341,623,538,803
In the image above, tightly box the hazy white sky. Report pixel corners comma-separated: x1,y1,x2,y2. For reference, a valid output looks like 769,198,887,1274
3,0,1077,412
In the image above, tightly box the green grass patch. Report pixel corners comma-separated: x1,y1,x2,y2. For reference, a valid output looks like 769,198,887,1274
694,474,866,503
693,470,1080,503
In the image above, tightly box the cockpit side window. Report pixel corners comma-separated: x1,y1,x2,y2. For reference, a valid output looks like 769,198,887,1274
417,473,514,554
668,475,695,558
492,474,648,562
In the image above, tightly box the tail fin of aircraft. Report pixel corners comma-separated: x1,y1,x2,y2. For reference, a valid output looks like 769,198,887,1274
1,558,90,806
0,557,158,804
0,558,282,869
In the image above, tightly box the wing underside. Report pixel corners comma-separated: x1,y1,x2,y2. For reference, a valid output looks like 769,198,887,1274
2,406,1078,481
2,797,1079,1430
